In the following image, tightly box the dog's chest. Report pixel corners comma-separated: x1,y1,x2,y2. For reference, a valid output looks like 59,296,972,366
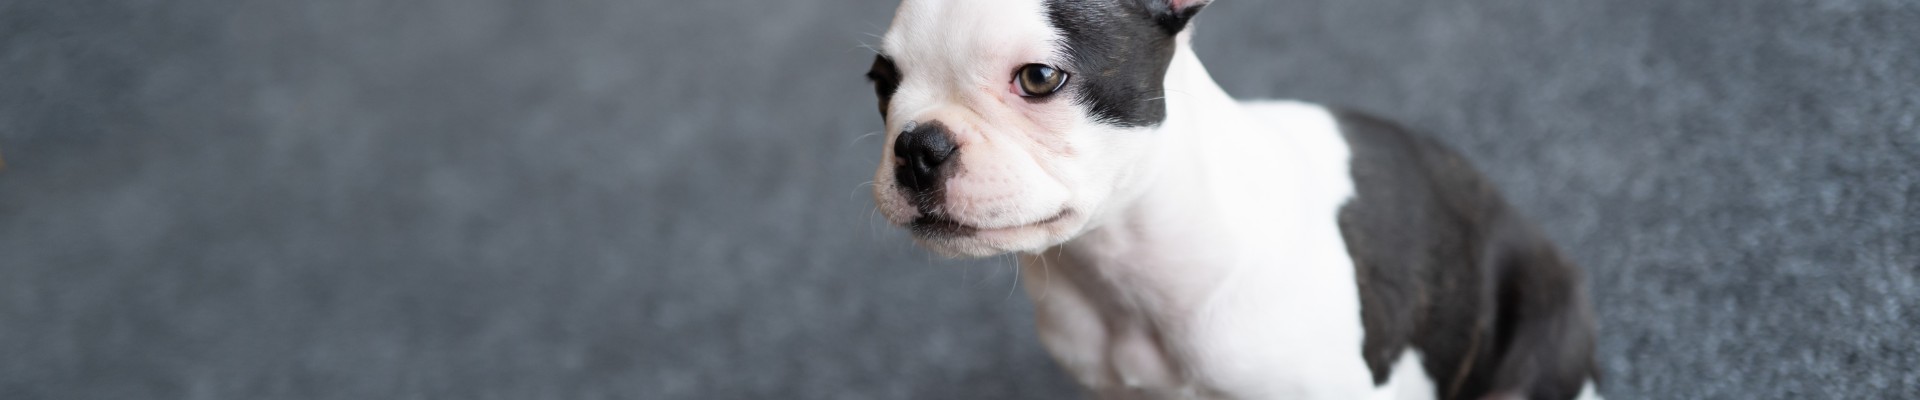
1017,104,1405,399
1024,234,1379,399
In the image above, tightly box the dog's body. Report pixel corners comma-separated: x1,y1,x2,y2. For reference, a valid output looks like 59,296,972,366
865,1,1600,399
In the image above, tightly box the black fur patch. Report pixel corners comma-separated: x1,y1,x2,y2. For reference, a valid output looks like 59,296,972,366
1043,0,1189,128
1333,109,1597,399
866,55,901,118
1135,0,1208,34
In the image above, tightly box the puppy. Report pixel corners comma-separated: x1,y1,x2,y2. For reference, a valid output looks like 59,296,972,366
864,1,1600,399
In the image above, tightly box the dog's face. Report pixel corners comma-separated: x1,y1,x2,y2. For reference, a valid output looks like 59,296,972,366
867,0,1209,257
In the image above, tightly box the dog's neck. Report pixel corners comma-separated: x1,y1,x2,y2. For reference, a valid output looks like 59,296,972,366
1029,39,1284,317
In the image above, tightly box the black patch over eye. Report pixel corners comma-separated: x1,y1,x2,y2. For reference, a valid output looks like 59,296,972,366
1015,64,1069,98
1043,0,1181,127
866,55,902,118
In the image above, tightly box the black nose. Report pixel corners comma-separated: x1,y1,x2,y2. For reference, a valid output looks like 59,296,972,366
893,121,957,195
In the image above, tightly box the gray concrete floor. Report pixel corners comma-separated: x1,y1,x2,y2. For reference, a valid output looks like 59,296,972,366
2,0,1917,398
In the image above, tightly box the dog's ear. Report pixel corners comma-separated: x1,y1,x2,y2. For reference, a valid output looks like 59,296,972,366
1138,0,1211,34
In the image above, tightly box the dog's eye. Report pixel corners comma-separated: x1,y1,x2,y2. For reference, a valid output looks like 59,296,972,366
1014,64,1069,98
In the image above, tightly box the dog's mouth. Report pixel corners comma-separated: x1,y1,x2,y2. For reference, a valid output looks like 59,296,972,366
910,209,1071,238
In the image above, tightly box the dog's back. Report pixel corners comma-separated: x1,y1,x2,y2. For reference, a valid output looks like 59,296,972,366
1323,108,1601,400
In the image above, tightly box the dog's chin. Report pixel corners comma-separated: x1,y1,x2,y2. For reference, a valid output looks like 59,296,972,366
906,210,1076,258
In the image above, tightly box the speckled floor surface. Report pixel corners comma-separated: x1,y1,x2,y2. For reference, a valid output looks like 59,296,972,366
2,1,1916,398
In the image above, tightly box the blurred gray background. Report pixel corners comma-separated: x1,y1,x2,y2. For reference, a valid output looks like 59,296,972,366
2,0,1917,398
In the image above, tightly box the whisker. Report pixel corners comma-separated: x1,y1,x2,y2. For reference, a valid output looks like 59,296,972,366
851,33,884,55
868,205,883,239
1039,252,1053,303
849,180,875,202
1005,254,1022,301
975,256,998,286
848,131,884,148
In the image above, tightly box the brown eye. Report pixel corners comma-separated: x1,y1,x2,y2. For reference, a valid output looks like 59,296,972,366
1015,64,1068,97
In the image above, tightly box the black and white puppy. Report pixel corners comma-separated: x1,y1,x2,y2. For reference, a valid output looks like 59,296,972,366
864,0,1600,399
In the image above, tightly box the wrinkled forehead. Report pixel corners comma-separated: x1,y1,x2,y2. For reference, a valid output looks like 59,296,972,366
881,0,1063,72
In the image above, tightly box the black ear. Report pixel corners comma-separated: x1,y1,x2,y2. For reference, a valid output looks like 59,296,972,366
1137,0,1212,34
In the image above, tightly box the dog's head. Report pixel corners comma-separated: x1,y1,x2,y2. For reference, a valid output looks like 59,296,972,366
867,0,1211,257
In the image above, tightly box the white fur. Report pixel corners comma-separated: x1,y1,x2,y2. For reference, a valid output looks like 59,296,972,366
876,1,1441,398
1370,351,1436,400
1576,380,1604,400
